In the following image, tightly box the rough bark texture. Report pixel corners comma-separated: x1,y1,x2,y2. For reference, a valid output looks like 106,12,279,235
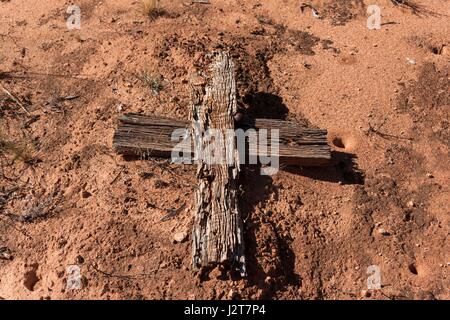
113,114,330,166
189,52,246,276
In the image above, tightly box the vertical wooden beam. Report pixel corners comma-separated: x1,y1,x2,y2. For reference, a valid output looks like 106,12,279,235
190,52,246,276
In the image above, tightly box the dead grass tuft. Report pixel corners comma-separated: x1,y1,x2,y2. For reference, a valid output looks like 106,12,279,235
141,0,161,18
390,0,440,17
0,130,36,164
136,70,165,96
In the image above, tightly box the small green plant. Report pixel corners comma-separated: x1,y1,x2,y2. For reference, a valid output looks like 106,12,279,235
136,71,165,96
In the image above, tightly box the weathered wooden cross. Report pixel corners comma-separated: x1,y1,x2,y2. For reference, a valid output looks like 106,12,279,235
113,52,330,277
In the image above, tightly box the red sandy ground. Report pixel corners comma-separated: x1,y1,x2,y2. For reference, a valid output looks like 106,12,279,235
0,0,449,299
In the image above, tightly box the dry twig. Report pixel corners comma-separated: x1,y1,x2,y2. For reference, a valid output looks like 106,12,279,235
0,83,29,114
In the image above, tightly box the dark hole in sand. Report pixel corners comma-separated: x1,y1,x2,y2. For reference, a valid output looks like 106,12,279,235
332,137,345,148
408,263,418,275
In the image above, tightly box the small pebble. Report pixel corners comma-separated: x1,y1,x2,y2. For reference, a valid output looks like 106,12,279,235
173,232,188,243
361,289,371,298
0,247,12,260
81,190,92,198
75,255,84,264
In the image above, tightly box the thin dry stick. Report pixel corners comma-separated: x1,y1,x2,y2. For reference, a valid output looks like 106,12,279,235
160,203,186,222
1,70,99,81
390,0,440,16
89,262,158,280
109,166,125,185
0,83,29,114
367,123,413,141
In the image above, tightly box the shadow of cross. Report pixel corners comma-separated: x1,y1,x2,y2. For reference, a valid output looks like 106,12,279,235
113,52,331,277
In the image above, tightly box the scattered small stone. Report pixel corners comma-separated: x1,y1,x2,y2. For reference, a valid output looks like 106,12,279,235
139,172,155,179
209,266,224,280
228,289,237,299
233,112,244,122
377,228,390,236
81,190,92,198
406,200,415,208
56,268,65,278
173,231,188,243
154,180,169,189
426,173,434,178
311,9,320,18
0,247,12,260
264,276,273,285
361,289,371,298
406,57,416,65
75,255,85,264
187,293,196,300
